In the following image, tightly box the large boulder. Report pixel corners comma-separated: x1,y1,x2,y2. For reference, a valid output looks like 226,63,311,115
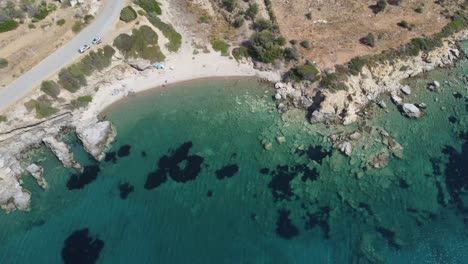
401,103,423,119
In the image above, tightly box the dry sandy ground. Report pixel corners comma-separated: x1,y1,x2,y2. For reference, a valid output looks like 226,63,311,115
272,0,462,69
0,1,103,88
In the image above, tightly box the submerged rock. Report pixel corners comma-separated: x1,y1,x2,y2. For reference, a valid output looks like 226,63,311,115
336,141,353,156
368,152,389,169
26,164,47,189
76,121,116,161
427,81,441,92
61,228,104,264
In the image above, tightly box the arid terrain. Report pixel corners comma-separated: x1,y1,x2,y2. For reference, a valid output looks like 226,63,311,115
272,0,463,69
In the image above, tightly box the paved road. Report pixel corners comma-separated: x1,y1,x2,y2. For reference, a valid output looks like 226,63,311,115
0,0,125,111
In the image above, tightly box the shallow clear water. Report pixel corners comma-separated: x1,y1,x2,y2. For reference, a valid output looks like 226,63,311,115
1,43,468,263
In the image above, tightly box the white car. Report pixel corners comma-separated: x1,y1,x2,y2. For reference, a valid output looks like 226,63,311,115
92,36,102,45
78,45,90,53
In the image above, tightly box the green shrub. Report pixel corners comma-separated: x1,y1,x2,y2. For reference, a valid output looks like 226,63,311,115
0,115,7,123
348,56,368,75
120,6,138,22
58,68,87,92
440,16,467,37
232,46,249,61
24,99,58,119
212,39,230,56
245,3,259,20
360,33,375,47
198,15,210,24
233,16,244,28
72,21,84,33
0,20,19,33
34,6,49,21
137,10,146,16
0,58,8,69
283,47,299,61
320,72,348,91
84,15,94,24
290,62,320,82
113,26,164,62
398,20,415,30
222,0,237,12
141,45,165,62
249,30,284,63
305,12,312,20
56,19,66,26
59,46,115,92
253,18,272,31
71,95,93,109
41,80,61,98
28,23,36,29
374,0,387,13
134,0,162,15
146,14,182,52
300,40,311,49
414,7,423,13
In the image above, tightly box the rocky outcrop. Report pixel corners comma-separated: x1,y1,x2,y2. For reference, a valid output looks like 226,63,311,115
26,164,47,189
76,121,115,161
0,155,31,212
43,136,82,170
306,30,468,125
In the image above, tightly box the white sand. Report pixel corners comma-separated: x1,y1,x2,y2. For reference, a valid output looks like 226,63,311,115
78,44,281,124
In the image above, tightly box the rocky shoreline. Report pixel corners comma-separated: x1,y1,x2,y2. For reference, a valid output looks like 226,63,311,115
0,114,115,212
274,29,468,125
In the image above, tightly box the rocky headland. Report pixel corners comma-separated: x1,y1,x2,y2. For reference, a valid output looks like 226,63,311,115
274,29,468,125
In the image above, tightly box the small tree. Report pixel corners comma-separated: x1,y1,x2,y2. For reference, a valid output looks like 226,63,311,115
374,0,387,13
245,3,259,20
120,6,138,22
360,33,375,47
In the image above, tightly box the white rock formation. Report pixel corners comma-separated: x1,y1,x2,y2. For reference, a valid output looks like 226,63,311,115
76,121,115,161
26,164,47,189
402,104,422,119
43,136,81,170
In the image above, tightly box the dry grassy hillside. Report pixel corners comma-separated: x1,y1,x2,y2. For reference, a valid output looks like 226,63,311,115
272,0,463,69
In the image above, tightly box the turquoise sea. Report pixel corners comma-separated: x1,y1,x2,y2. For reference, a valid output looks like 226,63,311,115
0,42,468,263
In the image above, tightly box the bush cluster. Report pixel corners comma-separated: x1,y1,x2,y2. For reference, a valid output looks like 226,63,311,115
40,80,61,98
0,58,8,69
146,13,182,52
70,96,93,109
120,6,138,22
59,45,115,92
212,39,230,56
289,62,320,82
248,30,285,63
232,46,249,61
113,25,165,62
360,33,375,47
0,20,19,33
24,98,58,119
133,0,162,15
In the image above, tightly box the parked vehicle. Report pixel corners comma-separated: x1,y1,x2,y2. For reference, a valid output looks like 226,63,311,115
78,45,90,53
92,36,102,45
